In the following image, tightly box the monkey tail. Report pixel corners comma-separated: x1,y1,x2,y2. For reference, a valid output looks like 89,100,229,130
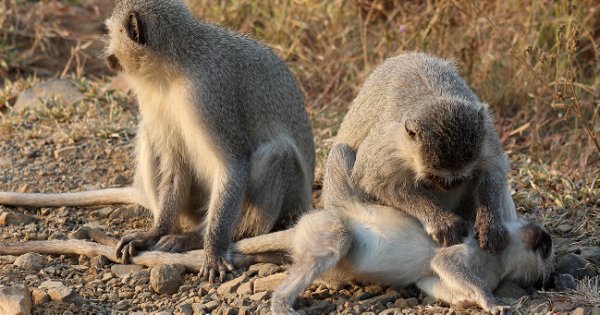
0,187,137,207
233,229,295,255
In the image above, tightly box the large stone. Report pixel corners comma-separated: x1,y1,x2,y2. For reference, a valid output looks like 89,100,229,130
0,212,36,226
38,281,75,302
0,284,32,315
216,275,247,295
150,264,183,294
13,253,45,272
13,79,84,112
30,288,49,305
111,264,145,278
253,273,287,293
248,263,282,277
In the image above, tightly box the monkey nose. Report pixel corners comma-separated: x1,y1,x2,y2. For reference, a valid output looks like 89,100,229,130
106,54,122,72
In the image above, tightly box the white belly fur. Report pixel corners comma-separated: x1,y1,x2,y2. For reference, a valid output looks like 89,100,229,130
129,77,223,184
341,203,437,286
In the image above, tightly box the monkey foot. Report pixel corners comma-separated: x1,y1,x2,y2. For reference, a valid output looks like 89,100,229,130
151,233,203,252
200,252,234,283
428,215,469,247
115,231,161,263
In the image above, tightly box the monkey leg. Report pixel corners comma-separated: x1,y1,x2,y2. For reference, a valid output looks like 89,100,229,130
234,139,311,240
116,144,192,263
271,210,351,315
421,251,508,314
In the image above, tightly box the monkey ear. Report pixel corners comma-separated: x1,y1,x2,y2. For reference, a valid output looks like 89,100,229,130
126,12,147,45
405,119,418,139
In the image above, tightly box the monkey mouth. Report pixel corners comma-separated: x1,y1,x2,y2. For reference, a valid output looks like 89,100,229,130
106,54,122,72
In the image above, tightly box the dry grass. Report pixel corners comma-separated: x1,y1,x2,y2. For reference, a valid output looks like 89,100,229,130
1,0,599,241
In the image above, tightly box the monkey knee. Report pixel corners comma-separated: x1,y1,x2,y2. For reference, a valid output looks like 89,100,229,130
292,211,350,260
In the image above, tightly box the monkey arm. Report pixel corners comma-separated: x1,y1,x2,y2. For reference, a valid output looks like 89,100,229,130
322,143,358,210
202,160,250,282
474,170,509,254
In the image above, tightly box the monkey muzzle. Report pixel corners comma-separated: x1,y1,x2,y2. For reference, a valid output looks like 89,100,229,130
106,54,122,72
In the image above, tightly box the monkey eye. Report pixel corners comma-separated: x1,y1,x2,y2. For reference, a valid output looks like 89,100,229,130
126,12,147,45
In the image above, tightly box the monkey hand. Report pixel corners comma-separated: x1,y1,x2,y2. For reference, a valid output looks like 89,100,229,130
426,214,469,247
474,215,508,255
115,230,162,263
200,247,234,283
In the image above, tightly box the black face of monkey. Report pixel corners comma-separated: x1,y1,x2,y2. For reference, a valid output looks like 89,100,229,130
521,224,553,259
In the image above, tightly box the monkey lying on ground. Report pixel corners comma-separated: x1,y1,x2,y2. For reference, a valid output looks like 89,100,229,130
325,52,515,253
234,144,554,315
0,0,315,282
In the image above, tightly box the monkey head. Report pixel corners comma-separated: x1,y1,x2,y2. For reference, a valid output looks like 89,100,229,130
501,220,554,284
104,0,188,78
402,97,487,191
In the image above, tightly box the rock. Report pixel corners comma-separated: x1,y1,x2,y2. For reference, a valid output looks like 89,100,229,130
175,303,193,315
68,228,90,240
13,253,45,272
91,255,110,269
111,264,144,278
13,79,84,112
406,297,418,307
191,303,207,314
0,212,36,226
236,282,252,296
572,307,586,315
358,293,401,306
553,301,576,312
248,263,282,277
301,301,336,314
217,275,247,295
494,281,528,298
47,231,67,240
556,253,597,278
203,300,220,312
39,281,75,302
54,146,77,160
91,207,114,219
580,247,600,263
253,273,287,293
30,288,49,305
553,273,577,290
556,224,573,233
394,298,408,309
249,291,269,301
0,157,11,168
0,256,18,264
110,174,128,186
0,284,32,315
364,284,384,295
150,264,183,295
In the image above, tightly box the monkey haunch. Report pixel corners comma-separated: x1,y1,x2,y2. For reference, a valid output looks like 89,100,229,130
328,52,514,253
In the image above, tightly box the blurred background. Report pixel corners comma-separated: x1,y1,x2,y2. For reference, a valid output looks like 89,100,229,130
0,0,598,241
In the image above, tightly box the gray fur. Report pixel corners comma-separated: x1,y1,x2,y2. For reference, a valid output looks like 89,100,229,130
236,143,553,314
326,52,515,252
104,0,314,281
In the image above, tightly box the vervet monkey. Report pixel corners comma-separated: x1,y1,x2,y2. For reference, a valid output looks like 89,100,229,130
325,52,516,253
0,0,315,282
234,144,554,315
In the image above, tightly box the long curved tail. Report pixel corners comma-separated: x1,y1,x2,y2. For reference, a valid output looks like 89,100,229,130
0,187,137,207
233,229,295,254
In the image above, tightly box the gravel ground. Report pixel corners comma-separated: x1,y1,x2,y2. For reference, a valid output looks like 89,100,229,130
0,79,598,315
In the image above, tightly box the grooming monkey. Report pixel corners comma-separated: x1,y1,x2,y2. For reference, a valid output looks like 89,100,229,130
0,0,315,282
234,144,554,315
325,52,516,253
